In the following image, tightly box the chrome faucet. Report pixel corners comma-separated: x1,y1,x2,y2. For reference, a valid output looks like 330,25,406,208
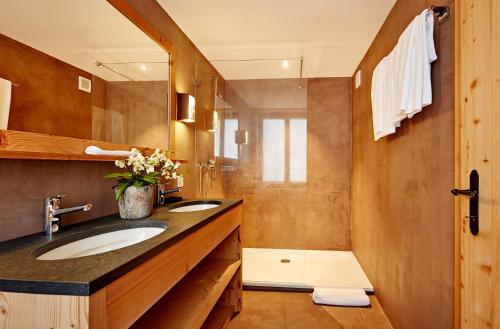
199,159,216,197
43,195,92,237
157,186,182,206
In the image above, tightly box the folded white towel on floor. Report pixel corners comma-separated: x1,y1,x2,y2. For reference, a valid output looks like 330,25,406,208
312,288,370,307
0,77,12,130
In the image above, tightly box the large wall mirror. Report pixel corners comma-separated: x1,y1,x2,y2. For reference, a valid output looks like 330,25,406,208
0,0,172,152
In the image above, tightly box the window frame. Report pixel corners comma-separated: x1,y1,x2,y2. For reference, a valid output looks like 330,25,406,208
257,108,307,186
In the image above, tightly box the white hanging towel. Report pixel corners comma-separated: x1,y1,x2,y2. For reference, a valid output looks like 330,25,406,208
312,287,370,307
401,9,438,117
415,8,438,115
390,13,418,127
371,56,396,141
371,27,411,140
0,78,12,130
371,9,437,141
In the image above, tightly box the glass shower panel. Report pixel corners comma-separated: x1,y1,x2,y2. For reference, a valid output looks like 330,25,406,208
221,77,307,248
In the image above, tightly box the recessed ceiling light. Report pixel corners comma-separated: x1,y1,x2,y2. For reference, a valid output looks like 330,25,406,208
139,63,148,71
282,60,289,69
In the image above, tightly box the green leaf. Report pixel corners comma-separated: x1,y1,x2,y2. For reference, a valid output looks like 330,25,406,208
144,172,159,178
117,177,131,184
141,175,158,184
133,180,145,188
104,173,123,179
114,182,130,201
104,172,133,180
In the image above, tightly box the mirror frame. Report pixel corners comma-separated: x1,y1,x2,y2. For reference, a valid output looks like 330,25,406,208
0,0,178,161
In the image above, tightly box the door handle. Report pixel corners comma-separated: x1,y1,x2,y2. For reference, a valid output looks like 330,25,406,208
451,188,477,198
451,169,479,235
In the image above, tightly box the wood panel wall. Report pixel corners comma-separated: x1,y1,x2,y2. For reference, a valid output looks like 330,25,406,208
0,0,224,242
458,0,500,327
351,1,455,329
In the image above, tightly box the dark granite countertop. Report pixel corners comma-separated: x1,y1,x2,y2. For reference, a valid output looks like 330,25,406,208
0,198,242,296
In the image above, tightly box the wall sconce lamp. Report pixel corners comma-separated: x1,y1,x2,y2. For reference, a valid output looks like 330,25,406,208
235,129,248,145
177,93,195,123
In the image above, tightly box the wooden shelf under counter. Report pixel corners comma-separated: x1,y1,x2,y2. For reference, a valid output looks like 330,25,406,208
202,305,234,329
131,258,241,329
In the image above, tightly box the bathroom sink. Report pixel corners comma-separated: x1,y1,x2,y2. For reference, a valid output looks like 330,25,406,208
36,227,166,260
169,200,222,213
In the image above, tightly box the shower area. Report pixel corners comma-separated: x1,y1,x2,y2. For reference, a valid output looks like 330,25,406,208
205,58,372,292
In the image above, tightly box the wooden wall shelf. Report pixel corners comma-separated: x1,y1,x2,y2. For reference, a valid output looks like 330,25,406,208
0,130,186,162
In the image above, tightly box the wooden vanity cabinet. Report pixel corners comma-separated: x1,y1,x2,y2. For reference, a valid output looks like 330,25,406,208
0,205,242,329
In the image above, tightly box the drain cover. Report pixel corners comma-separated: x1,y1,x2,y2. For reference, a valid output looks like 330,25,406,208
280,258,291,263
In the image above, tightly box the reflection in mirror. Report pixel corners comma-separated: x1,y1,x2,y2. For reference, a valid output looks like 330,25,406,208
213,95,227,159
0,0,171,150
92,61,170,149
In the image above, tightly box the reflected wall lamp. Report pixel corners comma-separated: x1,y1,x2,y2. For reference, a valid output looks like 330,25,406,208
208,111,218,132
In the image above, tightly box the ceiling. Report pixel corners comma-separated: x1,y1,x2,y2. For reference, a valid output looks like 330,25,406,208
158,0,396,79
0,0,170,81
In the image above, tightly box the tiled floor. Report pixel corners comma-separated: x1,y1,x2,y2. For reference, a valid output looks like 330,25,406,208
228,291,393,329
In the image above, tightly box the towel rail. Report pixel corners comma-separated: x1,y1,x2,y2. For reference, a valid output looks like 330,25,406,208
430,5,450,24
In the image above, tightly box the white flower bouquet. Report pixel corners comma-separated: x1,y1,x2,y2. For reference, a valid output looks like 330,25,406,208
104,148,180,200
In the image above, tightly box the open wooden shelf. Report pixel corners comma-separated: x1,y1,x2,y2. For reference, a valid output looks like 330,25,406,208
0,130,186,162
131,258,241,329
201,305,233,329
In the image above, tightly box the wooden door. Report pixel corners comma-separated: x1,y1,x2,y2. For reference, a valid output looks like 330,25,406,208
458,0,500,328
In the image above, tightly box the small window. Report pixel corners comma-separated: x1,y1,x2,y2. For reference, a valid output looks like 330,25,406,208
289,119,307,182
263,119,285,181
224,119,238,159
214,118,221,157
262,117,307,183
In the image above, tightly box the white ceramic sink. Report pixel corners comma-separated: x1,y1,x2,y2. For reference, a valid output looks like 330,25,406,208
169,203,220,212
37,227,165,260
